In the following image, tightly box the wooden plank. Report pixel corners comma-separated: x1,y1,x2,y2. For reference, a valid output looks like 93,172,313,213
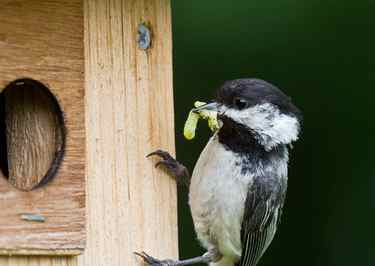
0,0,84,258
79,0,178,265
0,256,77,266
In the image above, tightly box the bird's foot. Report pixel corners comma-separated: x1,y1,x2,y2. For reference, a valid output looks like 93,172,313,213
135,251,178,266
147,149,190,186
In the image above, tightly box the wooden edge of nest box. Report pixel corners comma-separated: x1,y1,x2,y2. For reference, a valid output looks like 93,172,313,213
0,249,83,256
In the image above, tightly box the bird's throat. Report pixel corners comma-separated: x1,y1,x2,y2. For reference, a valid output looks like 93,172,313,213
217,115,287,175
217,115,262,154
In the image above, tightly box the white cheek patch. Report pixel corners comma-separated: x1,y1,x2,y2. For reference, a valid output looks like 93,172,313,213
220,103,300,150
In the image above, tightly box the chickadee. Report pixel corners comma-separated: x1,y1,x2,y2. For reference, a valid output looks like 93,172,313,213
136,78,302,266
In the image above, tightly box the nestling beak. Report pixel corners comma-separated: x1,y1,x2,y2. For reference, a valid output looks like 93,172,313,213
192,102,219,113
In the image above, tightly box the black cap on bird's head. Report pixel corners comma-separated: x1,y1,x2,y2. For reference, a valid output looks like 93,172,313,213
216,79,302,120
197,78,302,151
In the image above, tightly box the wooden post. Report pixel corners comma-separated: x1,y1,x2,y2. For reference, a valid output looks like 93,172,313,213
79,0,178,265
0,0,177,265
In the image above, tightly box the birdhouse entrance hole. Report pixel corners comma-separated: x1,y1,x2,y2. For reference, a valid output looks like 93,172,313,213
0,79,65,191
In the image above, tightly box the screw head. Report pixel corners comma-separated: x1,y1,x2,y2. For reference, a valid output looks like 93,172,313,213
138,23,151,50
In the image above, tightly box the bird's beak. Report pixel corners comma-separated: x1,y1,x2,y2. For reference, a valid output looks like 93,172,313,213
192,102,219,113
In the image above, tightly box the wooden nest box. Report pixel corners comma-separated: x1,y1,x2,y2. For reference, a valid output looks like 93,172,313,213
0,0,177,265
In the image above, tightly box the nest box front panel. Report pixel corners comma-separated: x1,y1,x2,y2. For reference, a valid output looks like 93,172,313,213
0,1,85,255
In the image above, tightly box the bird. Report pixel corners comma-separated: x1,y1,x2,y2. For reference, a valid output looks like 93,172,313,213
136,78,302,266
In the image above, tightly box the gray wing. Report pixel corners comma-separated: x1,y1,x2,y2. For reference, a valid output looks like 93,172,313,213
237,176,287,266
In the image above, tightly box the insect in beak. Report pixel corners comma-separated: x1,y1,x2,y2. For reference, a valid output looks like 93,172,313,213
192,101,219,113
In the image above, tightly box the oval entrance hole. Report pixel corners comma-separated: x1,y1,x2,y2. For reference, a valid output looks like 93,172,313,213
0,79,65,191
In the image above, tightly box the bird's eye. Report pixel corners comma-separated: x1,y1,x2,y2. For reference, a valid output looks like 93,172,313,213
233,98,248,110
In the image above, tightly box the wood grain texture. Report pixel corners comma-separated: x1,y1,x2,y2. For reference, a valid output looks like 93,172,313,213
78,0,178,265
0,256,77,266
4,81,64,191
0,0,84,259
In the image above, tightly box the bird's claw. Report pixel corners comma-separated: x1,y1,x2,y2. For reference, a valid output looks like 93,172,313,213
134,251,176,266
147,150,189,183
134,251,160,265
147,150,177,172
147,150,174,161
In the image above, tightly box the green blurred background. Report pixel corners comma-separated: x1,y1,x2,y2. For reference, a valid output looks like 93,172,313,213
172,1,375,265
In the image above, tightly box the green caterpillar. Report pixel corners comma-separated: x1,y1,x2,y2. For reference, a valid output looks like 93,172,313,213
183,101,219,140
